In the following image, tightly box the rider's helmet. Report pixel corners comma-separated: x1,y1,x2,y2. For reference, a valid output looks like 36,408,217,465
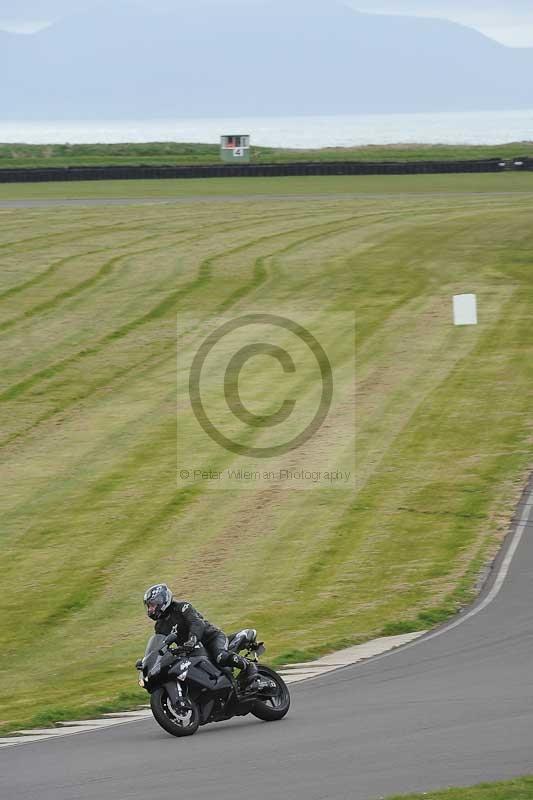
143,584,173,620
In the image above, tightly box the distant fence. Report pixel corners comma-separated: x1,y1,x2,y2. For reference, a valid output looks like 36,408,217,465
0,158,532,184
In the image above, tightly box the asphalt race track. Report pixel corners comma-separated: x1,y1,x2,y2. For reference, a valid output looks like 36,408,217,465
1,476,532,800
1,190,533,209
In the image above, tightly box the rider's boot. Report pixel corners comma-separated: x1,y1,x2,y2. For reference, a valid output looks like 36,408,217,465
228,653,259,690
241,658,259,689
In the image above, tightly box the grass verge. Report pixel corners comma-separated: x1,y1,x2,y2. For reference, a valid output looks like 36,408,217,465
386,776,533,800
1,141,532,169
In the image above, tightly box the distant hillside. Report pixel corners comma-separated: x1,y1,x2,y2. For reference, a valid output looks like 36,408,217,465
2,0,533,119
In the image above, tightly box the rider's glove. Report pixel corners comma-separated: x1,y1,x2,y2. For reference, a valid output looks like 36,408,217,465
183,635,198,650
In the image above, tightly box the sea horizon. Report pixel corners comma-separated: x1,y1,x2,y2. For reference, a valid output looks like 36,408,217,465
1,108,533,148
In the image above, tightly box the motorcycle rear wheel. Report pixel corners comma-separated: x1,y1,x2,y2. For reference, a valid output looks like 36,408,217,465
251,666,290,722
150,687,200,737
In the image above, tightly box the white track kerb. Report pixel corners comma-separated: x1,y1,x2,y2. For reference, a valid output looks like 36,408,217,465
1,483,530,749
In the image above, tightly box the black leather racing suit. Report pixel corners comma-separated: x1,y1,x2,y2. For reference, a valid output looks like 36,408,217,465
154,600,256,678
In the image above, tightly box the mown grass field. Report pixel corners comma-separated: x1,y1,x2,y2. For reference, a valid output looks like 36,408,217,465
387,776,533,800
1,141,533,169
0,175,532,733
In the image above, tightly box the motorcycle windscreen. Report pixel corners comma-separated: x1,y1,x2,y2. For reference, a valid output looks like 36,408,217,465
143,633,167,671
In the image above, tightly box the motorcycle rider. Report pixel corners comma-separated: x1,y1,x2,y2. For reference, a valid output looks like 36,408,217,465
143,584,259,688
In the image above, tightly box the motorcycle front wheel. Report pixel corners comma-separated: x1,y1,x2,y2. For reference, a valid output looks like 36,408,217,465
251,665,290,722
150,687,200,737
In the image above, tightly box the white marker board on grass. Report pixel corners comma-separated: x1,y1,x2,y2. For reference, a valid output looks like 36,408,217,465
453,294,478,326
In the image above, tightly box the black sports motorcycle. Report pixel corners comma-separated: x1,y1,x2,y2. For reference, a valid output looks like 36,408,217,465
136,628,290,737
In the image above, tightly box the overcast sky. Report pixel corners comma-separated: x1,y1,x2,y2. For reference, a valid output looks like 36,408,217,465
1,0,533,47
